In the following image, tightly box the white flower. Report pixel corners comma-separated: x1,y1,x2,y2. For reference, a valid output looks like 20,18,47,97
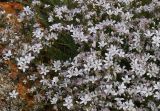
33,28,44,39
118,83,126,95
17,57,29,72
23,6,33,15
80,94,92,105
51,77,59,86
88,27,97,34
93,59,102,71
154,82,160,90
98,41,107,48
39,64,50,75
131,58,146,76
104,84,113,95
84,63,91,72
63,60,70,67
66,68,74,78
152,35,160,47
9,90,18,98
48,15,53,22
49,23,63,31
144,30,154,37
29,87,36,93
31,43,43,53
29,74,37,81
154,91,160,100
32,0,41,6
63,96,73,109
147,63,159,78
107,10,113,15
71,29,88,42
54,7,63,19
3,50,12,60
40,76,48,85
122,75,131,83
18,64,29,72
124,100,136,111
44,4,50,8
45,32,58,41
141,87,153,97
88,76,98,83
50,96,58,104
74,68,83,76
66,67,83,78
108,45,119,57
24,53,35,64
52,60,61,72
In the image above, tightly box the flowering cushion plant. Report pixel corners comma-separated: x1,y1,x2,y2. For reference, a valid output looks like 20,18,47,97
0,0,160,110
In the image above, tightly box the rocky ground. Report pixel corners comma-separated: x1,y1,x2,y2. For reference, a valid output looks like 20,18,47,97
0,2,21,111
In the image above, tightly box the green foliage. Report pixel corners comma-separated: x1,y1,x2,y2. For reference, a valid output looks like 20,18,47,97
38,32,78,63
47,32,78,61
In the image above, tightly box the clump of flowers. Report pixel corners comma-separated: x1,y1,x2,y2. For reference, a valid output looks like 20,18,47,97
0,0,160,110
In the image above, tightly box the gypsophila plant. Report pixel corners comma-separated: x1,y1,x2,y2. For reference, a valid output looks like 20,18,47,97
0,0,160,110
